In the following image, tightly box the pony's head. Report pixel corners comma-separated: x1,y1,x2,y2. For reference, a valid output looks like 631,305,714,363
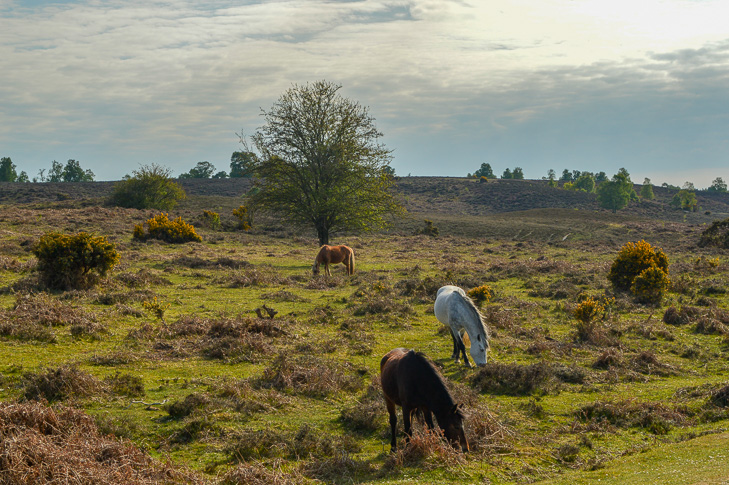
312,262,320,275
442,404,469,452
469,332,489,367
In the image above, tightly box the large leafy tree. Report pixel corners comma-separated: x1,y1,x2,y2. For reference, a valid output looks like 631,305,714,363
230,151,258,178
249,80,402,245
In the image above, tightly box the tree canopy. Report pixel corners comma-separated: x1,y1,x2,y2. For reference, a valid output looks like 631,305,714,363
179,161,216,179
473,163,494,179
597,169,635,213
230,151,258,178
248,80,402,245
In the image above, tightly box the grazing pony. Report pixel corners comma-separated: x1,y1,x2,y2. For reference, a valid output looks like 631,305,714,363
312,244,355,276
434,285,490,367
380,347,469,452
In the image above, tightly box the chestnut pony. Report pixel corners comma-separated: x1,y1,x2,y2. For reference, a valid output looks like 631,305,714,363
380,348,469,452
312,244,355,276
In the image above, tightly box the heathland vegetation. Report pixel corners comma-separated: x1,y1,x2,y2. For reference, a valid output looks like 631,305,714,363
2,174,729,484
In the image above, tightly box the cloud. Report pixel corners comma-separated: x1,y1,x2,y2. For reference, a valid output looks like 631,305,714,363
1,0,729,186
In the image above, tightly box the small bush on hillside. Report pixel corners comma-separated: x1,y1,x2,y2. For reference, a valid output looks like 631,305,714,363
631,265,671,305
232,205,252,231
201,210,221,230
415,219,439,237
32,232,120,290
467,285,492,306
698,217,729,248
608,240,669,303
133,213,201,243
108,163,186,210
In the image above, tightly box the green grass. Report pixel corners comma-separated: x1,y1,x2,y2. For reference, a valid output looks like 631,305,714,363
2,199,729,483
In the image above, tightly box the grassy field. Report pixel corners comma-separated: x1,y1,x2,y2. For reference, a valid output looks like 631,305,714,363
1,180,729,484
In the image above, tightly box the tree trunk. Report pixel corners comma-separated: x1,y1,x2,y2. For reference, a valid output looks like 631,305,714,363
316,225,329,246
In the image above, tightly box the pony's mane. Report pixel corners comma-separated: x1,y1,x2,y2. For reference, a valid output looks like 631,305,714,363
459,292,490,341
411,351,461,413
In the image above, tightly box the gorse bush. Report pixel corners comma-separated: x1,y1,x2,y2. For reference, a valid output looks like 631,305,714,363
467,285,492,305
133,213,202,243
232,205,252,231
573,297,605,324
608,240,669,298
631,265,671,305
32,232,120,290
202,210,221,230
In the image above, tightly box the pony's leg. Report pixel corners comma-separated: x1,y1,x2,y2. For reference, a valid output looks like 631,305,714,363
456,331,472,368
325,263,331,276
449,329,460,361
386,399,398,452
422,408,435,430
403,405,414,443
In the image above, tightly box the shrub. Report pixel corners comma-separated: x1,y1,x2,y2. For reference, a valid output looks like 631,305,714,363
133,213,202,243
416,219,439,237
32,232,120,290
471,362,556,396
631,265,671,305
232,205,252,231
608,240,669,295
467,285,492,305
21,365,105,402
202,210,221,230
108,163,186,210
698,218,729,248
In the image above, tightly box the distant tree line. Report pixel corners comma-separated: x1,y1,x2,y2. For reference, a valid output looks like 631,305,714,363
467,162,729,214
0,157,94,183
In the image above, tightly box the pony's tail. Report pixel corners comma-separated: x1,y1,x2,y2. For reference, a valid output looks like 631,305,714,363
349,248,356,275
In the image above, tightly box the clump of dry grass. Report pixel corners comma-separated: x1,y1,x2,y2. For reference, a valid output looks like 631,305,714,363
166,393,211,419
259,354,363,397
156,314,289,363
576,399,690,435
0,401,206,484
593,348,624,369
629,351,678,376
302,453,376,483
340,376,385,433
382,427,467,471
348,283,416,317
220,460,304,485
663,305,700,326
21,365,106,402
228,424,360,462
471,362,558,396
222,265,291,288
694,316,729,336
103,372,145,397
212,378,293,416
0,292,99,342
709,384,729,408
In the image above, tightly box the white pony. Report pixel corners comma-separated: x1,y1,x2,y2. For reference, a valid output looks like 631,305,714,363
434,285,490,367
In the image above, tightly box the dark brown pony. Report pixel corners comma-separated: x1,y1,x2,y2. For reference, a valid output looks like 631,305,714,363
380,348,469,452
312,244,355,276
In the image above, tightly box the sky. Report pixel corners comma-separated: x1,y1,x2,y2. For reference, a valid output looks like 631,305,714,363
2,0,729,187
